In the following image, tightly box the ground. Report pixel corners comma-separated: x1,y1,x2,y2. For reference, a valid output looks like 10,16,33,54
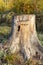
0,51,43,65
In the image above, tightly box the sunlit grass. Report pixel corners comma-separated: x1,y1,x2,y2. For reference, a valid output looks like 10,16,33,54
0,26,10,34
0,25,11,43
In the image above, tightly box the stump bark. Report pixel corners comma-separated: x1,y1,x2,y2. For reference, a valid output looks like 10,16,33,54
9,15,43,60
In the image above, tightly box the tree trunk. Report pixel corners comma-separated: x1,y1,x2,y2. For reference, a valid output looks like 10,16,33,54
9,15,43,60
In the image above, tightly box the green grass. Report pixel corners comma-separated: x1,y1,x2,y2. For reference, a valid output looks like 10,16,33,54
38,33,43,46
0,25,11,43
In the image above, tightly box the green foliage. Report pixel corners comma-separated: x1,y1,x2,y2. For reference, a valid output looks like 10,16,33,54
0,0,43,14
13,0,43,14
36,0,43,13
13,0,34,14
0,0,14,12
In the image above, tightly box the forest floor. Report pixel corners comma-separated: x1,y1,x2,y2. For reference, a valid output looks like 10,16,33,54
0,51,43,65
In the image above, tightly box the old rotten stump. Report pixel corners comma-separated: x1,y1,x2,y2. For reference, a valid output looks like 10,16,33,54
9,15,43,60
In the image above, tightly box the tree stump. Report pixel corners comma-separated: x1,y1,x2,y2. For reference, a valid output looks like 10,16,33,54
9,15,43,60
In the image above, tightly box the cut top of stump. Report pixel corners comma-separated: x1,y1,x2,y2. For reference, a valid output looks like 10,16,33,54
14,15,35,22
